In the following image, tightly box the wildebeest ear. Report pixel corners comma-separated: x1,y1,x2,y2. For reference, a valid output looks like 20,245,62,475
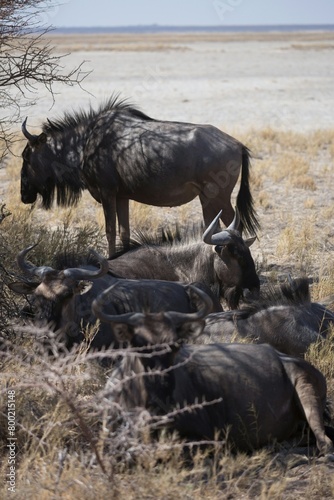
76,281,93,295
37,132,47,145
7,281,38,295
244,236,256,248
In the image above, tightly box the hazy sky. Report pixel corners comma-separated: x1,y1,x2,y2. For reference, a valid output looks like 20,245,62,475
49,0,334,28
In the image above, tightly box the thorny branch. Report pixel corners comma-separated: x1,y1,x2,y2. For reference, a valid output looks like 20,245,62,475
0,333,226,475
0,0,90,158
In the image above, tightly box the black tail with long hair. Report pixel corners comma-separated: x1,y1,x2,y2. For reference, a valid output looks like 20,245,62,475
236,145,260,235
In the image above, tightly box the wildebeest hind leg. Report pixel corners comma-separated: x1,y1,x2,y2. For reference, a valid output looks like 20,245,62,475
200,194,235,232
294,373,333,455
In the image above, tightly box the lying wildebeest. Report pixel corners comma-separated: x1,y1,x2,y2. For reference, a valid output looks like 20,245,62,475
107,209,259,309
8,245,216,350
202,277,334,357
20,94,259,257
93,288,333,455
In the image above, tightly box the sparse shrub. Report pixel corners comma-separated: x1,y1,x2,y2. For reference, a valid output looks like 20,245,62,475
292,175,316,191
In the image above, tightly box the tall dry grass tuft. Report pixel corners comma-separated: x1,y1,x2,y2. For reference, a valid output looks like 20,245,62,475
305,327,334,400
1,334,117,493
311,268,334,305
275,215,319,271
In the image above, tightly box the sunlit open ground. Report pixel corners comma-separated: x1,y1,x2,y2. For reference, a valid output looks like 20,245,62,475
0,31,334,498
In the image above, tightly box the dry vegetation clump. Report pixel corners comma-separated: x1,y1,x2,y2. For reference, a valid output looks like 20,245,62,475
2,334,334,498
306,327,334,389
312,270,334,305
0,206,106,349
1,332,334,499
0,124,334,497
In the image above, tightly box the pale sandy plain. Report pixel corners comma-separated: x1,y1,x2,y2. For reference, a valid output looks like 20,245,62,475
29,31,334,131
3,31,334,283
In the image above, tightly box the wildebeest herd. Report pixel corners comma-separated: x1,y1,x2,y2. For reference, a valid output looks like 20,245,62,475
11,95,334,456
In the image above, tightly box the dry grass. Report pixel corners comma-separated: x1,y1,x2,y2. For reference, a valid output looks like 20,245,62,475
236,128,334,159
312,269,334,304
1,331,334,499
230,127,334,279
1,125,334,497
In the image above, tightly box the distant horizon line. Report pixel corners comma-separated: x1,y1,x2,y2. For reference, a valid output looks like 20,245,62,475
53,23,334,33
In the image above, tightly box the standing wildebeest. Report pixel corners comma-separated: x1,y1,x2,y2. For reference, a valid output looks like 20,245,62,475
93,289,334,455
8,245,215,350
107,209,259,309
20,95,259,257
202,278,334,357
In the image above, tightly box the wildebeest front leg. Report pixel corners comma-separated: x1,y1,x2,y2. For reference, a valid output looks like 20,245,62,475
102,195,117,258
116,197,130,250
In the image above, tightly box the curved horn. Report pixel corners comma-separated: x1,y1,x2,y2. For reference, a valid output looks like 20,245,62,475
92,282,144,325
22,118,38,143
166,284,213,325
203,210,222,244
203,208,241,246
17,244,54,278
226,207,240,232
62,249,109,280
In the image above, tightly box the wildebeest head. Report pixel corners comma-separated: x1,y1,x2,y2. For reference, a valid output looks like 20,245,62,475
21,118,84,210
21,118,53,206
203,277,334,357
9,244,109,338
203,209,259,308
92,282,213,349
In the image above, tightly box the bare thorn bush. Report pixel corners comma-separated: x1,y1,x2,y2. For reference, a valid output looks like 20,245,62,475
0,0,89,157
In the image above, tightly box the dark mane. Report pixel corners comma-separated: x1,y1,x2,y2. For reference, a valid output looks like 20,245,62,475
255,277,311,307
51,251,102,270
38,168,85,210
109,223,205,260
222,278,312,321
43,94,153,133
